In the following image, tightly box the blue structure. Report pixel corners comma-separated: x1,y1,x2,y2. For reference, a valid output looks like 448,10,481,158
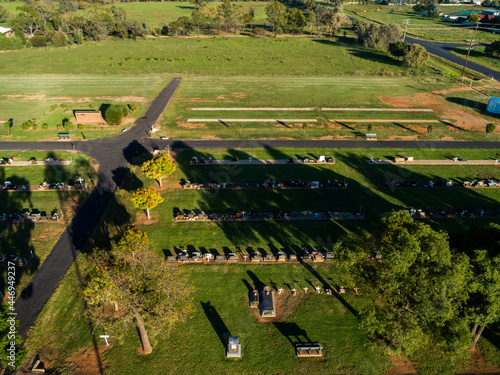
487,98,500,114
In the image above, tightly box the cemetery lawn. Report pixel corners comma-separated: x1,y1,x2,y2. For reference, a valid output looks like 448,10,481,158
0,151,97,295
160,75,500,141
27,257,391,375
0,75,172,137
118,147,500,254
344,4,497,43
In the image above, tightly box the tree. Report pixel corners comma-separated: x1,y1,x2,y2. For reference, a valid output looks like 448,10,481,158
426,1,440,19
403,43,429,67
266,1,286,37
338,211,471,371
366,123,373,133
105,104,128,125
323,8,348,37
130,188,164,219
284,8,307,36
466,249,500,350
141,153,177,187
126,19,147,40
191,9,207,37
427,124,433,136
486,123,496,137
467,14,481,24
413,4,426,13
388,41,408,60
0,5,10,23
355,22,401,50
84,228,193,355
191,0,208,10
485,40,500,58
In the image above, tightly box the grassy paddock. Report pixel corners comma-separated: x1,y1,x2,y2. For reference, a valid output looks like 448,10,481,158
0,37,421,76
0,75,171,137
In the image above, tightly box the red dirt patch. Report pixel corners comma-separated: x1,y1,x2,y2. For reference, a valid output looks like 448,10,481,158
177,122,207,129
458,350,500,375
65,345,109,375
385,355,418,375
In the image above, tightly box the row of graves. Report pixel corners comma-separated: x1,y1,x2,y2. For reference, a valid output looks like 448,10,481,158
190,156,335,165
384,178,500,189
0,210,62,223
174,209,363,222
406,208,500,219
181,178,347,190
166,249,336,263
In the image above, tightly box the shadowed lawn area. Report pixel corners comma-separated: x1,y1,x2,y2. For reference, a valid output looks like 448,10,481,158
27,259,391,375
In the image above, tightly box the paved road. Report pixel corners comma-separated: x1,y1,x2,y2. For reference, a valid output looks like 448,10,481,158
406,37,500,80
14,77,182,339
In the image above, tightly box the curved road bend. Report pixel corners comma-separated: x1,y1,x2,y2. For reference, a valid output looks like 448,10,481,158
406,37,500,81
13,77,182,339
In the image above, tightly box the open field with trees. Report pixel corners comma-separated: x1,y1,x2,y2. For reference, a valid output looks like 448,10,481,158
344,4,498,43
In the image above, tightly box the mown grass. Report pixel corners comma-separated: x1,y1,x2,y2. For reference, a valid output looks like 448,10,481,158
0,151,97,294
0,74,171,136
27,254,392,375
159,75,500,141
0,37,423,76
450,46,500,73
116,147,500,253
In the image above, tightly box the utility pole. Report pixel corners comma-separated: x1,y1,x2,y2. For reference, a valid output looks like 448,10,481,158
402,19,410,42
461,22,479,78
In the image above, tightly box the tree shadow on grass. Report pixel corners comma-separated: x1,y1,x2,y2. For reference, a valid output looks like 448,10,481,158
273,322,311,348
446,97,487,113
201,301,231,349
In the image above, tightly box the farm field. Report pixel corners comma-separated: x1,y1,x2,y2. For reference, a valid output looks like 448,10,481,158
344,4,497,43
160,75,500,141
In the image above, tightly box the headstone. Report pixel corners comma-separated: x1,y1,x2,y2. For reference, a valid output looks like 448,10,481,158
227,336,241,358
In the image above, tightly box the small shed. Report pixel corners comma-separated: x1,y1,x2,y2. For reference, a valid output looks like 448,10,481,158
74,110,106,125
487,98,500,114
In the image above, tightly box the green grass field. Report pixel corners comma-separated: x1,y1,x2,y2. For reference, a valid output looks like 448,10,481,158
158,75,500,141
0,75,172,140
344,4,497,43
27,256,391,375
114,147,500,253
450,46,500,73
104,1,269,28
0,37,421,76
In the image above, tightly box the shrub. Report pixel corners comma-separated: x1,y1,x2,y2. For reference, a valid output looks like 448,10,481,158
105,104,128,124
31,35,47,48
0,36,23,50
14,30,26,45
403,43,429,67
74,33,83,44
52,32,68,47
128,103,139,112
32,124,38,130
42,123,48,130
56,124,63,130
21,122,30,130
78,124,83,129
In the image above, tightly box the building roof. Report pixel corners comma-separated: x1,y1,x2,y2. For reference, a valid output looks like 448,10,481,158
0,27,11,34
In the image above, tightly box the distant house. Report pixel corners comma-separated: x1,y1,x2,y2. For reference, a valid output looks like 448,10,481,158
482,8,500,16
0,27,13,37
74,110,106,125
